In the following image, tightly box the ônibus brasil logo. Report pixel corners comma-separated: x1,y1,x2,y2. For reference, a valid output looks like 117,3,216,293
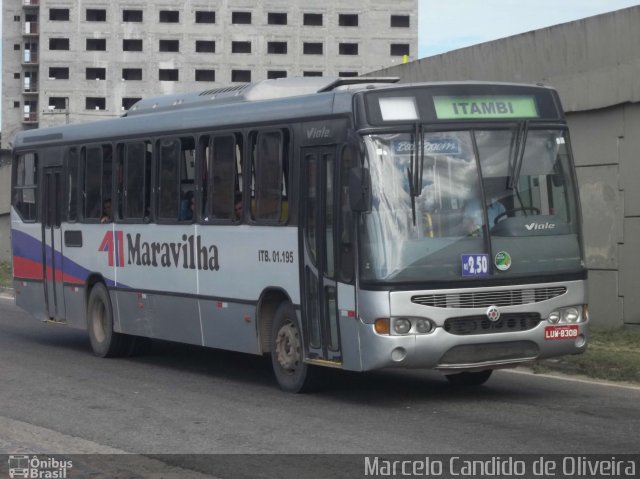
8,455,73,479
99,231,220,271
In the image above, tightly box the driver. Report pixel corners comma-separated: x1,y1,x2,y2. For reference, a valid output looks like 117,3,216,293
463,197,505,235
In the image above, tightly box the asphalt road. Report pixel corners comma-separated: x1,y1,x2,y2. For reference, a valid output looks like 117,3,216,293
1,295,639,478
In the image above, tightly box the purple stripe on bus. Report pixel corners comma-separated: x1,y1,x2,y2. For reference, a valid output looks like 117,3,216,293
11,228,128,289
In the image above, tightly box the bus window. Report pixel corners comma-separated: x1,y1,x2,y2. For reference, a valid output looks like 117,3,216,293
82,144,112,221
325,155,335,277
120,141,151,221
338,145,355,283
180,137,196,221
476,129,578,229
158,137,195,221
181,139,196,182
249,129,289,222
203,133,242,221
158,139,180,220
67,148,78,222
306,152,318,263
12,152,38,221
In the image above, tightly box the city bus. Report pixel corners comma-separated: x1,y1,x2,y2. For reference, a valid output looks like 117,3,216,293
10,77,588,392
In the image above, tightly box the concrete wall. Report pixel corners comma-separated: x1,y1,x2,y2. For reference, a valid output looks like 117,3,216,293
569,104,640,327
369,6,640,328
0,215,10,263
0,159,11,263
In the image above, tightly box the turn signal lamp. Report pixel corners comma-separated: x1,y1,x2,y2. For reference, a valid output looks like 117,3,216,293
374,318,390,335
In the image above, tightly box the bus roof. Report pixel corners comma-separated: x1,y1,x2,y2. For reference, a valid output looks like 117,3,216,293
12,78,561,149
12,77,398,148
124,77,400,117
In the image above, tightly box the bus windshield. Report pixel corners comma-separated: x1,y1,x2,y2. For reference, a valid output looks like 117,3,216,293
359,127,582,283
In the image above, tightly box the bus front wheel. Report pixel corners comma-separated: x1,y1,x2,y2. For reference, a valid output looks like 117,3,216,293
87,283,131,358
270,302,316,393
445,370,493,387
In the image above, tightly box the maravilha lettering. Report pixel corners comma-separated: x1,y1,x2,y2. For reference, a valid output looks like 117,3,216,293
127,233,219,271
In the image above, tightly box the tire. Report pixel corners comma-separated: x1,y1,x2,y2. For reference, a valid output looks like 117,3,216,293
270,302,316,393
445,369,493,387
87,283,132,358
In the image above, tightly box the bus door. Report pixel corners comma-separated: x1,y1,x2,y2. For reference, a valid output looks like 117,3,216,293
42,166,65,319
301,147,342,364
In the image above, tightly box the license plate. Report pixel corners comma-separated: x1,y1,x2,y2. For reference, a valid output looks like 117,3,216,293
544,325,580,340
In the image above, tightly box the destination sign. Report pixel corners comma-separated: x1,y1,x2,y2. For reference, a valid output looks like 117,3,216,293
392,138,461,156
433,95,539,120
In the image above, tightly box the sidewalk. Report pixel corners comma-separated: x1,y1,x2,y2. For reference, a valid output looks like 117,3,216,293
0,287,13,300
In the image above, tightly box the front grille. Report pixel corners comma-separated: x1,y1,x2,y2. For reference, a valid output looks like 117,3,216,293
438,341,540,366
412,286,566,308
444,313,541,335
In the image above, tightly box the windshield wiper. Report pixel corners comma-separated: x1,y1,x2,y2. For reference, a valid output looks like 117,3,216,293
507,121,531,214
406,123,424,226
508,120,529,190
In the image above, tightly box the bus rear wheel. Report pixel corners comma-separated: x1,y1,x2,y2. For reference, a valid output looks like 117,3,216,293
87,283,132,358
270,302,316,393
445,370,493,387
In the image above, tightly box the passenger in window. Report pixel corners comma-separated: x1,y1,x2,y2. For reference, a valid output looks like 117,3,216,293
100,199,113,223
234,193,243,220
180,191,194,221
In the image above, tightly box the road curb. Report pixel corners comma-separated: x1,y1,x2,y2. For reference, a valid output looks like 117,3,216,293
0,286,14,299
535,358,585,375
533,358,640,385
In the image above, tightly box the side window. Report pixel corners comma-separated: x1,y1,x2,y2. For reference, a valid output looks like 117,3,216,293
157,137,195,221
12,152,38,221
249,129,289,222
325,154,335,278
67,148,78,222
82,144,112,222
202,133,243,221
338,145,356,282
180,137,196,222
119,141,152,221
158,139,180,220
305,152,318,263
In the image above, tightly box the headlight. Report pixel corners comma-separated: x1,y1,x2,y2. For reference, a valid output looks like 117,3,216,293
415,318,433,334
548,311,560,324
563,307,580,323
548,306,584,324
393,318,412,335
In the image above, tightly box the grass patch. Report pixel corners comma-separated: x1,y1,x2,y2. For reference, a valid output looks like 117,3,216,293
0,261,11,289
533,327,640,383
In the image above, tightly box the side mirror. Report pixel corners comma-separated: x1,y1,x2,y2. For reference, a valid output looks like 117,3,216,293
349,167,371,212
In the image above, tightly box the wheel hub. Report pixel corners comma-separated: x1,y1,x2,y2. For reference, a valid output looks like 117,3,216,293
275,322,300,373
